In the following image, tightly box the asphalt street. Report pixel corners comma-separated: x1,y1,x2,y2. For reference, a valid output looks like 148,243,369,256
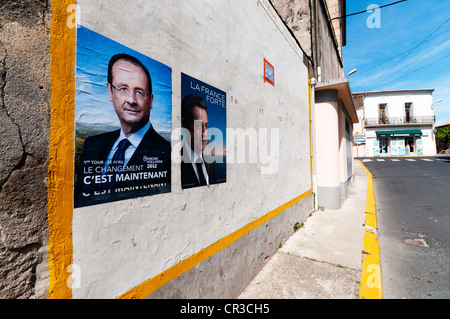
358,156,450,299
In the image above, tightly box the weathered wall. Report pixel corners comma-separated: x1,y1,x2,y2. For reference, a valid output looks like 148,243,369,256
271,0,312,58
272,0,344,81
315,0,343,81
325,0,345,58
69,0,312,298
0,0,51,299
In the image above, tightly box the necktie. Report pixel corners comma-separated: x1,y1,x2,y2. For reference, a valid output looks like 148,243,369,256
196,162,207,186
102,139,131,191
111,139,131,167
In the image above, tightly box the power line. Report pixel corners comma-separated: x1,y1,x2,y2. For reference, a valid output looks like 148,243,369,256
356,27,450,76
365,17,450,90
371,37,450,89
369,52,450,88
330,0,408,21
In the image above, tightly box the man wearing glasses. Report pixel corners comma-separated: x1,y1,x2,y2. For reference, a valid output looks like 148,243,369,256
74,53,171,207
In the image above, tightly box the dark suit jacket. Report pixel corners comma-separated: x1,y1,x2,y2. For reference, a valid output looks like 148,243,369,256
181,146,216,189
74,125,171,207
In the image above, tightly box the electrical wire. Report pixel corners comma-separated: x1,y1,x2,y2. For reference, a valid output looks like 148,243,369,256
365,17,450,91
330,0,408,21
355,27,450,76
369,52,450,88
371,37,450,89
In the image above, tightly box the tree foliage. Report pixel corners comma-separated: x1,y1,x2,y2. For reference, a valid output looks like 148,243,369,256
436,126,450,142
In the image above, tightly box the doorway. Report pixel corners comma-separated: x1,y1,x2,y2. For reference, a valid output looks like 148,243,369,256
379,138,389,154
405,137,415,155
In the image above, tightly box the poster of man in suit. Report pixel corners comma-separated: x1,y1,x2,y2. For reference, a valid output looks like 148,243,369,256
74,26,172,208
181,73,227,189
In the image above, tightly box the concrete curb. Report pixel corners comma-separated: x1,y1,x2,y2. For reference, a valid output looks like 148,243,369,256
357,160,383,299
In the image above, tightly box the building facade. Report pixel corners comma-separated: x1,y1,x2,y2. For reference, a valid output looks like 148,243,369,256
273,0,357,210
353,89,437,157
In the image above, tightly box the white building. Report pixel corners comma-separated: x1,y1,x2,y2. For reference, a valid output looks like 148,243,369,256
353,89,437,156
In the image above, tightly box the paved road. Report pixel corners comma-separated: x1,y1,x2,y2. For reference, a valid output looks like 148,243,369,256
358,156,450,298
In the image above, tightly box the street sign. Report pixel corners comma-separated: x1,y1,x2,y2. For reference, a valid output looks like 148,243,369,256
354,133,366,144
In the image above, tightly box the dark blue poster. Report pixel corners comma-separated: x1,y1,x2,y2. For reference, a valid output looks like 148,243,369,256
180,73,226,189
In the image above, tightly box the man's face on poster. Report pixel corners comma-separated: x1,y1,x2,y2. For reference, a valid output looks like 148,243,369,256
188,105,208,154
107,59,153,134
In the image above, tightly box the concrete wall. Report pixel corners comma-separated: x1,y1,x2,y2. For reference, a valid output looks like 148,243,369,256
315,89,340,209
148,196,313,299
353,106,367,157
313,0,344,81
273,0,350,212
338,101,352,202
0,0,51,299
314,80,356,210
65,0,312,299
325,0,345,59
271,0,345,81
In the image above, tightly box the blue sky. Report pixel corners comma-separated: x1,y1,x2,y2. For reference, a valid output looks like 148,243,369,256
343,0,450,126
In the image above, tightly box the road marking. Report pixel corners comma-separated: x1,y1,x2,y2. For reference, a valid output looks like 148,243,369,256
439,159,450,162
376,159,385,162
421,159,434,162
358,160,383,300
405,159,416,162
363,159,372,162
391,159,400,162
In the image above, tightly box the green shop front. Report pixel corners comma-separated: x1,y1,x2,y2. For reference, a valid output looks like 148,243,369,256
375,130,423,156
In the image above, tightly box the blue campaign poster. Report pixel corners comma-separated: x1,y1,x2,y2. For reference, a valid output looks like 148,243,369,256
180,73,227,189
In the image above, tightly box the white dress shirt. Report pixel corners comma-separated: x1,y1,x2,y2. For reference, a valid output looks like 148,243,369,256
184,142,209,185
105,121,151,169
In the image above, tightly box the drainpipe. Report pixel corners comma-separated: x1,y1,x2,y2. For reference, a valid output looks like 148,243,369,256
310,77,318,211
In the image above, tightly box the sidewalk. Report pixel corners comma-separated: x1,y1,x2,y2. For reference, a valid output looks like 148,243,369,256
238,162,368,299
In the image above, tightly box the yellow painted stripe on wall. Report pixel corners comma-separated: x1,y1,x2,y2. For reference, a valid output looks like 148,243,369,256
48,0,77,299
358,160,383,299
119,189,312,299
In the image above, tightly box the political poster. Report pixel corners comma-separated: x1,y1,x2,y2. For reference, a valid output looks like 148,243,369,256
180,73,227,189
74,26,172,208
